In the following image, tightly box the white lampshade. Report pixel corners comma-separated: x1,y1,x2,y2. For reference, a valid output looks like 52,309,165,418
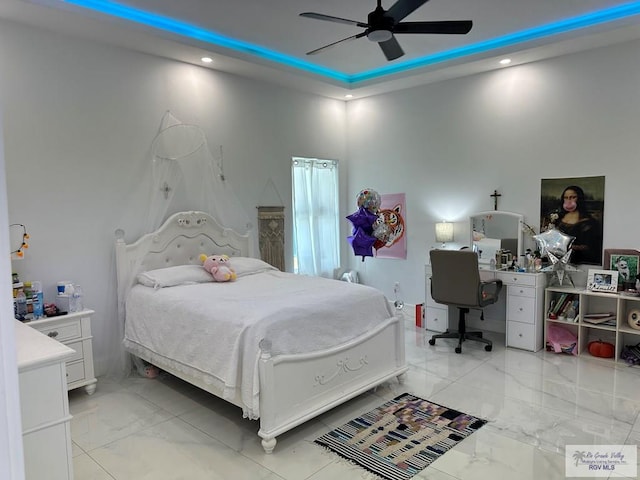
435,221,454,244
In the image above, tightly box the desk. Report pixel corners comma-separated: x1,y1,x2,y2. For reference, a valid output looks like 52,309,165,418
424,265,547,351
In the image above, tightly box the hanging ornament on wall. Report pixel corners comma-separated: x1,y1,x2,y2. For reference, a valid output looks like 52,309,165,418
10,224,30,259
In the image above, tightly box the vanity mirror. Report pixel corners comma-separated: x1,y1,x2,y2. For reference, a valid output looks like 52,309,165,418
470,211,523,266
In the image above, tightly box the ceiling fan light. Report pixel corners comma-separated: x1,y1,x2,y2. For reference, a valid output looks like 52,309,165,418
368,29,393,43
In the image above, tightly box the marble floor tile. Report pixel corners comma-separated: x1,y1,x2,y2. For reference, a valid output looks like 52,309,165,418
88,417,285,480
73,453,115,480
67,322,640,480
70,390,174,452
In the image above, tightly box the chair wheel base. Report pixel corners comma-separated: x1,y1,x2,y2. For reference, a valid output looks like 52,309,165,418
485,345,492,352
455,347,462,354
428,338,436,346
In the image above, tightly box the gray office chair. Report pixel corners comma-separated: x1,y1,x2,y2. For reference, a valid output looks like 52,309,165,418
427,249,503,354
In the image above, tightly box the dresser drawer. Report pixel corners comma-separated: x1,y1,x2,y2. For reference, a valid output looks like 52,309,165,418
496,272,536,287
507,295,536,323
32,319,81,343
64,340,84,363
507,321,535,350
425,306,447,332
66,360,86,384
507,285,536,298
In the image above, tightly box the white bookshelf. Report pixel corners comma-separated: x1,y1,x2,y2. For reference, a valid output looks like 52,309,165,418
544,286,640,364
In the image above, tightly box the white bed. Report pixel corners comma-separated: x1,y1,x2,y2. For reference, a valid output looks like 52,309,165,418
115,211,407,453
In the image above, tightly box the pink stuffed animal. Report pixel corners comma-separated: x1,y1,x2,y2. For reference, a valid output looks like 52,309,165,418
199,254,237,282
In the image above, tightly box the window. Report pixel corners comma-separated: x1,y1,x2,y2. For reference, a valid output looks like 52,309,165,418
291,157,340,277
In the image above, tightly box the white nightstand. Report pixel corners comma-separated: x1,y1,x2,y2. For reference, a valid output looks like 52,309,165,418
27,309,97,395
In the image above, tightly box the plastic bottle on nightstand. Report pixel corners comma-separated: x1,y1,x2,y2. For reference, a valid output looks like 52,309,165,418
15,289,27,320
72,284,84,312
32,281,44,319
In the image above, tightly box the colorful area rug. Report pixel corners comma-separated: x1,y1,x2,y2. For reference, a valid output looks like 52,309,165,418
315,393,487,480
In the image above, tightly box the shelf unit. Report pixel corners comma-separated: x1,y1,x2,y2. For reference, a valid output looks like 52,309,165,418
544,286,640,364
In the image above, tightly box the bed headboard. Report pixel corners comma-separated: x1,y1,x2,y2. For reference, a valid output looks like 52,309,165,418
115,211,253,295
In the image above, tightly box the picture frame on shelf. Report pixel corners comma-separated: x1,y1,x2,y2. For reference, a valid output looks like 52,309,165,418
603,249,640,289
587,269,618,293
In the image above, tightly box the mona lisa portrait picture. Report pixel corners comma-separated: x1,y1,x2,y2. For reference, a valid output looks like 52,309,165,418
539,176,605,265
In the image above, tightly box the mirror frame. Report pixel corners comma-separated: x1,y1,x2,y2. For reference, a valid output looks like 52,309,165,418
470,210,524,263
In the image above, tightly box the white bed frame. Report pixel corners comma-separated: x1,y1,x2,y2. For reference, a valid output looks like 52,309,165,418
115,211,408,453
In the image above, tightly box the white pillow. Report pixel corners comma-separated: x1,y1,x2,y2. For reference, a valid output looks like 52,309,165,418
137,265,213,288
230,257,278,277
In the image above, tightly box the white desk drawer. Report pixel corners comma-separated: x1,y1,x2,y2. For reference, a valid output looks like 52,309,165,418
507,295,536,323
507,321,535,350
507,285,536,298
425,306,447,332
496,272,536,287
479,270,496,281
32,319,81,342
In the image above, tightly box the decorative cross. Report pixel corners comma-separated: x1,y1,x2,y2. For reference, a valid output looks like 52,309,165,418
490,189,502,211
161,182,172,199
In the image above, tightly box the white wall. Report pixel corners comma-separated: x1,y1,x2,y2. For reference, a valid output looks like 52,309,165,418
0,105,25,480
346,39,640,304
3,17,640,374
0,19,347,376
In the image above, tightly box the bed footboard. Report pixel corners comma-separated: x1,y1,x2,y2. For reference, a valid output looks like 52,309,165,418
257,314,407,453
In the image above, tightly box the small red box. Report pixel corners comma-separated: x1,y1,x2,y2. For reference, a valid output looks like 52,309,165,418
415,303,424,328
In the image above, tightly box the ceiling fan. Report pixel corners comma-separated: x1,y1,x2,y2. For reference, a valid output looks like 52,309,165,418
300,0,472,61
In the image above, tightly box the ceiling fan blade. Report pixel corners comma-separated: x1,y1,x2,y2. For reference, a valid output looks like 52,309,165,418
394,20,473,34
300,12,368,29
306,32,367,55
379,36,404,61
385,0,430,23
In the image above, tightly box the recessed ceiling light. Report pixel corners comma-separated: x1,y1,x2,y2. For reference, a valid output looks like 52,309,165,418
345,94,353,99
499,58,512,65
201,57,213,63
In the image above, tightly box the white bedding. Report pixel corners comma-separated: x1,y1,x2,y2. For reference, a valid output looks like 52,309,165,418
124,270,394,418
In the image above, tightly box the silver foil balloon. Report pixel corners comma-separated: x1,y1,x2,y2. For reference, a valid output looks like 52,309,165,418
373,222,391,242
533,228,575,258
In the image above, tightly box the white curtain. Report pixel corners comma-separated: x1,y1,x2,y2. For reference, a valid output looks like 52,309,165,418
291,158,339,277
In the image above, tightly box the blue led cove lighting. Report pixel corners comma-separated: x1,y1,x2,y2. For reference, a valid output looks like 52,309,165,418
61,0,640,85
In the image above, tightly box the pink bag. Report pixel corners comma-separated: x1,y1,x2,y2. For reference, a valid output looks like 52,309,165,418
546,323,578,355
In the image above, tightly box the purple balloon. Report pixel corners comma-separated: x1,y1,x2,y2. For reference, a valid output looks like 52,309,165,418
348,227,377,260
346,206,377,235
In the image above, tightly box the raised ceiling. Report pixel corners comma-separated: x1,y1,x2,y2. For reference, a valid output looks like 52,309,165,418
3,0,640,99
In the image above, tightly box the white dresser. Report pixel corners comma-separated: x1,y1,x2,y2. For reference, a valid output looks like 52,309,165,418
425,264,547,351
27,309,97,394
494,270,547,352
15,320,75,480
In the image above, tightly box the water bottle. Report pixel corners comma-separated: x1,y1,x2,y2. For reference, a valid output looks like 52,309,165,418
15,289,27,320
72,284,84,312
32,281,44,319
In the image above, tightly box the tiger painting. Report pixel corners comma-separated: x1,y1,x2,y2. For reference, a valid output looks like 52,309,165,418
374,204,405,250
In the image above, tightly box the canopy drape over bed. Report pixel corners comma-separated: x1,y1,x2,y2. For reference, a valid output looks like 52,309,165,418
111,112,254,378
